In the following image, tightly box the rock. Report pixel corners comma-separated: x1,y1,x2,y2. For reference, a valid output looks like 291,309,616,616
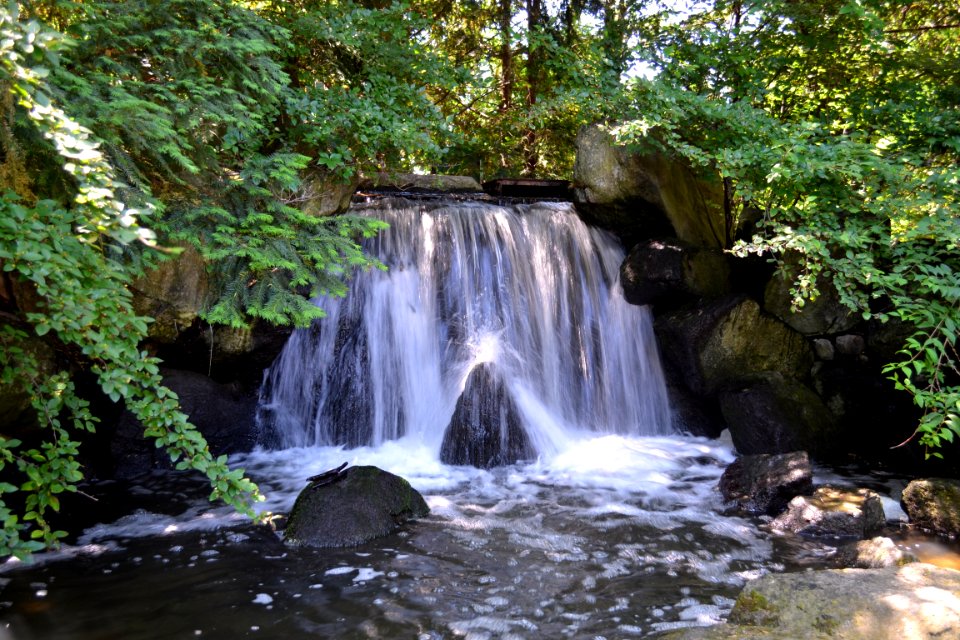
718,373,837,457
835,334,865,356
572,125,726,248
719,563,960,640
620,238,730,308
0,335,55,434
284,465,429,548
835,537,917,569
763,264,858,336
813,338,834,361
656,296,813,397
771,486,886,540
718,451,813,515
902,478,960,538
301,170,359,216
439,363,535,468
131,243,209,344
359,172,482,193
666,379,725,438
110,368,257,478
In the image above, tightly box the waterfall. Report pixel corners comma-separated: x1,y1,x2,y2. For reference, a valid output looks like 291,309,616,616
257,197,673,458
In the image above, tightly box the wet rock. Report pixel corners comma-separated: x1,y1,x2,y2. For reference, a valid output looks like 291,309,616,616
111,368,257,478
902,478,960,538
572,125,726,248
284,465,429,548
771,486,886,540
763,264,858,336
835,537,917,569
656,296,813,397
718,451,813,516
620,238,730,308
440,363,534,468
718,373,837,457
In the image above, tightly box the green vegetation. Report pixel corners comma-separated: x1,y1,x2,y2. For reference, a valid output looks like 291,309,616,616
1,0,958,555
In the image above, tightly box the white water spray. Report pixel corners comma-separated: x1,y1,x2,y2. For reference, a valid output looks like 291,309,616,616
257,197,673,456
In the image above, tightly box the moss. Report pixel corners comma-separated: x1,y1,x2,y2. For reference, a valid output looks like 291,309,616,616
728,589,780,627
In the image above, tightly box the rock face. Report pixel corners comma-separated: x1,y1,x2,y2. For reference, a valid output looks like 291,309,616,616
439,364,534,468
284,465,429,548
902,478,960,537
718,373,837,457
656,296,813,397
718,451,813,515
110,368,257,478
835,537,917,569
301,170,359,217
572,125,726,248
131,243,209,344
771,486,886,540
620,238,730,308
763,265,858,336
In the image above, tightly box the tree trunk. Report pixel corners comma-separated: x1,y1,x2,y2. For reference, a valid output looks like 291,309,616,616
523,0,543,176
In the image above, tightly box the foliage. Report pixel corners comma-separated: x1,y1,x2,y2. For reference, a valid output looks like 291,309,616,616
0,7,262,558
616,0,960,456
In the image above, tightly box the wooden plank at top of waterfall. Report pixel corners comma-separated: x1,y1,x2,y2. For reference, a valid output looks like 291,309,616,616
481,178,572,199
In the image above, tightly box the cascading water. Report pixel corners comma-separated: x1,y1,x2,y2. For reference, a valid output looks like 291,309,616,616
257,196,673,457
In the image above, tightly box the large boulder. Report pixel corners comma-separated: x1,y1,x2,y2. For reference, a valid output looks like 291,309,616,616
656,296,813,397
131,243,209,344
901,478,960,538
110,368,257,478
718,451,813,516
718,373,837,457
620,238,731,308
573,125,726,248
301,170,359,216
763,264,858,336
439,363,535,468
771,486,886,540
284,465,429,548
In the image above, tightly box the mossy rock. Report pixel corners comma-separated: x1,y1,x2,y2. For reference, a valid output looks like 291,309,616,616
901,478,960,538
284,465,429,548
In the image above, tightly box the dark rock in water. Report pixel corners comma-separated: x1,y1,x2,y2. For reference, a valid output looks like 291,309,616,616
835,536,917,569
440,363,534,468
902,478,960,538
718,372,837,457
771,486,886,540
718,451,812,515
111,368,256,478
620,238,730,309
284,465,429,548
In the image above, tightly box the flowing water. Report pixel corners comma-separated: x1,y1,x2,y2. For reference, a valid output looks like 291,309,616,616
0,197,920,639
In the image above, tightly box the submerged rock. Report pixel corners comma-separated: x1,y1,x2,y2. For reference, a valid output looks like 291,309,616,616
284,465,429,548
771,486,885,540
439,363,535,468
718,451,813,516
902,478,960,538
